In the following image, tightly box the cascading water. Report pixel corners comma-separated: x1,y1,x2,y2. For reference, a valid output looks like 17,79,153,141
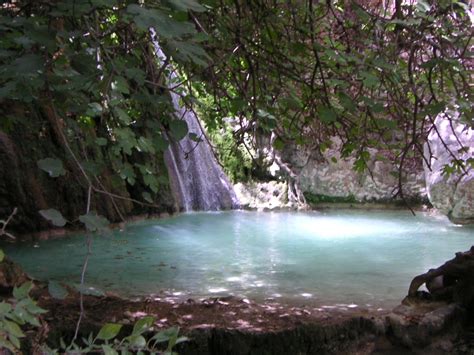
151,30,239,211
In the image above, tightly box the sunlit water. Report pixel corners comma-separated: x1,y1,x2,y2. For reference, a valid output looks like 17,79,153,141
3,210,473,309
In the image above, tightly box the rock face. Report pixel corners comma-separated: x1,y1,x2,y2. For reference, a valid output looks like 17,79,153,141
234,181,296,210
386,302,465,350
424,112,474,224
280,138,426,203
180,316,383,355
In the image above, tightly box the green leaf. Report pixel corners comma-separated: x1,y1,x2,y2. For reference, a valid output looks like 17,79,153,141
188,133,201,142
167,40,210,66
164,326,180,351
124,68,145,85
24,300,47,315
137,136,155,153
114,107,131,125
86,103,103,117
119,163,136,185
338,92,356,111
112,76,129,94
14,36,35,48
0,81,16,99
39,209,67,227
165,0,206,12
37,158,66,177
416,0,431,12
257,109,277,130
83,161,102,176
97,323,122,341
0,302,12,315
102,345,118,355
11,54,44,75
153,135,169,151
127,5,196,38
361,71,379,88
13,306,40,327
96,137,108,146
143,175,159,193
151,327,178,343
169,120,188,140
132,316,155,335
8,334,20,349
13,282,33,300
370,102,384,113
175,335,189,345
79,213,110,232
114,127,137,155
0,334,16,351
273,137,284,150
424,102,446,116
3,320,25,338
142,192,153,203
48,281,68,300
0,249,4,262
128,334,146,348
318,107,337,123
375,118,397,129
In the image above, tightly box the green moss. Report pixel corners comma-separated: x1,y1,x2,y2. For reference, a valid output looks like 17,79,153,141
304,191,431,208
304,192,357,204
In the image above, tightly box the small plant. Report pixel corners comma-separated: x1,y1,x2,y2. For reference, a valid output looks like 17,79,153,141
43,316,188,354
0,281,47,351
1,208,47,351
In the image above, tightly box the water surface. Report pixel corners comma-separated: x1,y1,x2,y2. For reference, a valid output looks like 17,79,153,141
4,210,473,309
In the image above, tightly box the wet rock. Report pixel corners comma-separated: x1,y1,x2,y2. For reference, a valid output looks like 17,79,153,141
387,302,465,347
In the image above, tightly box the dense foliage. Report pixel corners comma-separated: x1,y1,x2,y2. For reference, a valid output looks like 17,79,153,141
1,0,472,202
0,0,212,211
0,1,472,351
195,0,472,188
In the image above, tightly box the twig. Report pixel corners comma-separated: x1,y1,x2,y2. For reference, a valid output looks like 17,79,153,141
0,207,17,240
72,232,92,343
72,186,92,343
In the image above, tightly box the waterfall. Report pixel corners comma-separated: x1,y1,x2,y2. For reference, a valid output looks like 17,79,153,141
151,30,239,211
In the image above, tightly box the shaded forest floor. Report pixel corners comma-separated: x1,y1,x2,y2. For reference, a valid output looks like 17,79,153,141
23,285,473,354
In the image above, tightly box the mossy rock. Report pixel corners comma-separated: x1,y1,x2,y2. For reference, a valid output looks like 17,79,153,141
304,192,357,204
